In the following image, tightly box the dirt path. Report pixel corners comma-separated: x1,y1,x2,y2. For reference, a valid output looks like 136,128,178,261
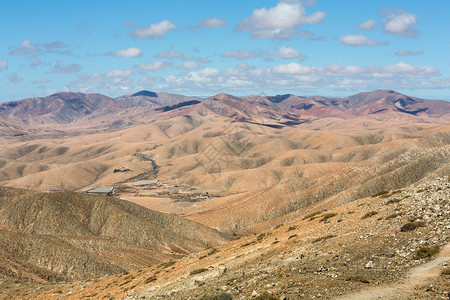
338,243,450,300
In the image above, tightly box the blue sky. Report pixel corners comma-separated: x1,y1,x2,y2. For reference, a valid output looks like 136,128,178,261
1,0,449,101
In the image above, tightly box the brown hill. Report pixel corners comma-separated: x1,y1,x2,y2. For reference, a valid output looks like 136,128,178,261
0,187,230,283
8,176,448,299
1,90,448,130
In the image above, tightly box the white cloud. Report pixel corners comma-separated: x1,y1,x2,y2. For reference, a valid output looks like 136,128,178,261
178,61,200,70
39,77,50,83
223,50,259,60
9,72,24,83
184,68,220,83
189,17,226,30
223,47,303,60
115,47,142,58
395,50,423,56
383,11,418,37
10,40,40,57
382,62,438,76
236,0,326,39
131,20,177,39
237,63,256,70
156,50,184,58
52,61,81,73
106,69,132,77
136,61,173,71
271,62,312,75
339,34,385,46
358,19,376,30
0,60,8,70
266,46,303,59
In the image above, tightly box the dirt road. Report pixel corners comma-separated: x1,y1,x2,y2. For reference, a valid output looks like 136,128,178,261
338,243,450,300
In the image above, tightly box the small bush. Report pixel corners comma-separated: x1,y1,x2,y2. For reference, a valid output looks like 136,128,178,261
441,268,450,276
386,198,401,205
361,211,378,219
144,276,157,284
201,293,233,300
400,221,425,232
320,212,337,221
302,211,322,220
385,212,402,220
346,275,370,283
159,260,175,268
414,245,440,259
257,233,265,242
287,226,297,232
190,268,209,275
372,190,389,198
288,234,298,240
312,234,336,243
408,216,423,222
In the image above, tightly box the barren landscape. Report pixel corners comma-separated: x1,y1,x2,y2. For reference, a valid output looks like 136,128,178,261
0,89,448,299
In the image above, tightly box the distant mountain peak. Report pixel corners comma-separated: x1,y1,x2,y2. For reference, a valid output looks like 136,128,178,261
131,90,158,97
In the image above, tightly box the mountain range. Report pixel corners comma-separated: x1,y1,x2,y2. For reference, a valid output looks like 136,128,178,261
0,90,448,129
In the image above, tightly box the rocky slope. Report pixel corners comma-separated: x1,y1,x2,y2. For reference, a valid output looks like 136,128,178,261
6,176,448,299
0,187,230,283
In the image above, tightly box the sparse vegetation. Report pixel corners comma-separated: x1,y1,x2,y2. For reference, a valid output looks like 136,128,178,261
190,268,209,275
287,226,297,232
385,212,403,220
320,212,337,221
254,293,278,300
386,198,401,205
312,234,336,243
414,245,440,259
144,276,157,284
372,190,389,198
303,211,322,220
407,216,423,222
400,221,425,232
201,292,233,300
346,275,370,283
361,211,378,219
159,260,175,269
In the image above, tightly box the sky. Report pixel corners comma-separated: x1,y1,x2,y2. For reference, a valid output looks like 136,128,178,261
1,0,449,102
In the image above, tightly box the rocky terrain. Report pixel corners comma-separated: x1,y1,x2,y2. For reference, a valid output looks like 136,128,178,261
1,176,447,299
0,187,230,283
0,89,448,299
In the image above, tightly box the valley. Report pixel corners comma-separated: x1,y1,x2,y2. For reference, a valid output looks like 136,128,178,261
0,89,448,299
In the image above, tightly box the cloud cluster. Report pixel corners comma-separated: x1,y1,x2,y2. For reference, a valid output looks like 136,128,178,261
52,61,81,74
339,34,385,47
8,72,24,83
188,17,226,31
10,40,71,57
109,47,143,58
131,20,177,39
223,47,304,60
136,61,173,71
395,50,423,56
236,0,326,39
358,19,376,30
0,60,7,70
383,10,418,37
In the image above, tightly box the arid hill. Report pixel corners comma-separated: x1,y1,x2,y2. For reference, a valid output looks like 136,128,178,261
0,89,448,299
0,187,230,283
0,90,448,129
